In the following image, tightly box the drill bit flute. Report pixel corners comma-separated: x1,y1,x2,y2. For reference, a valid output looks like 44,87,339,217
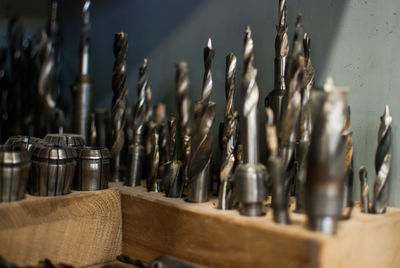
234,27,266,216
71,0,93,141
187,39,216,203
371,105,392,214
111,33,128,182
218,53,239,210
342,106,354,208
358,166,369,213
265,0,289,127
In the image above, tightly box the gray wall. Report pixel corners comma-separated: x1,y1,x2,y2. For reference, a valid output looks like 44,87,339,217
1,0,399,206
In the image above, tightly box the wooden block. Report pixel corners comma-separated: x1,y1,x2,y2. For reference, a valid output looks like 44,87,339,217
119,185,400,268
0,189,122,267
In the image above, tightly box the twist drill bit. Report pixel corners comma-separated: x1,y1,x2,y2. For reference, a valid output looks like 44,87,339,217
111,32,128,182
143,83,154,180
371,105,392,214
342,106,354,208
266,107,289,224
294,32,314,213
175,61,192,192
265,0,289,128
218,53,239,210
305,77,348,234
147,127,161,192
163,117,184,197
71,0,93,141
359,166,369,213
155,104,169,177
234,27,267,216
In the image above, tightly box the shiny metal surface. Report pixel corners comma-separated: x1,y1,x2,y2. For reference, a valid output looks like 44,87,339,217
44,133,86,147
371,105,392,214
30,144,77,196
358,166,369,213
305,78,348,234
187,39,215,203
234,27,266,216
94,109,111,147
111,32,128,182
126,144,144,187
73,146,110,191
6,136,47,152
0,145,30,202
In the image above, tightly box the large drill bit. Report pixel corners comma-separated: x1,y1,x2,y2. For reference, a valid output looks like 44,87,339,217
111,32,128,182
371,105,392,214
234,27,267,216
305,77,348,234
187,39,216,203
265,0,289,128
218,53,239,210
71,0,93,141
358,166,369,213
125,59,148,186
342,106,354,208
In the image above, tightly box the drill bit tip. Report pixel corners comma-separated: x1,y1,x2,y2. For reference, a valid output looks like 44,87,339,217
207,38,213,49
83,0,90,12
265,107,274,125
323,76,335,92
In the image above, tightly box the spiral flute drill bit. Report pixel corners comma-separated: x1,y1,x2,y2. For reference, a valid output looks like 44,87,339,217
111,32,128,182
155,104,169,177
71,0,93,140
147,128,160,192
295,32,314,213
265,0,289,128
371,105,392,214
359,166,369,213
187,39,216,203
233,27,266,216
342,106,354,208
125,59,148,186
305,77,348,234
218,53,239,210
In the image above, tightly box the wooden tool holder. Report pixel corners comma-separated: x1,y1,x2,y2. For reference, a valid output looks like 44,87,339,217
1,184,399,268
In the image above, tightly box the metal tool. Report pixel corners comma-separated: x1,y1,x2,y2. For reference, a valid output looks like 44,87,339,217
111,32,128,182
187,39,216,203
371,105,392,214
265,0,289,128
175,61,192,183
88,112,97,146
6,136,47,152
155,104,169,178
294,32,314,213
233,27,267,216
94,109,111,147
162,117,184,197
305,78,348,234
358,166,369,213
30,144,77,196
0,145,31,202
72,146,111,191
218,53,239,210
44,133,86,147
147,128,160,191
342,106,354,208
71,0,93,141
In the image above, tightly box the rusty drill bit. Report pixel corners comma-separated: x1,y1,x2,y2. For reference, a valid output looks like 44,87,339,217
371,105,392,214
218,53,239,210
187,39,216,203
359,166,369,213
147,128,160,191
342,106,354,208
305,77,348,234
111,32,128,182
265,0,289,128
233,27,267,216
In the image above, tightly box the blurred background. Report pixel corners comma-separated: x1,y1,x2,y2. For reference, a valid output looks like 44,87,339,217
0,0,399,206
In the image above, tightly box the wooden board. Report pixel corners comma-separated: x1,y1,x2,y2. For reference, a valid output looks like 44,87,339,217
0,189,122,267
119,184,400,268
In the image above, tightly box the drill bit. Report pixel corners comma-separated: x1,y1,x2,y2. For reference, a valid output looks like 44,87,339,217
234,27,267,216
147,128,160,191
265,0,289,128
359,166,369,213
218,53,239,210
187,39,216,203
305,77,348,234
125,59,148,186
266,107,289,224
111,32,128,182
155,103,169,177
175,61,192,193
294,32,314,213
342,106,354,208
371,105,393,214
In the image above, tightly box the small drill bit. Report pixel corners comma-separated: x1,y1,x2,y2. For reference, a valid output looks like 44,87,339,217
234,27,267,216
147,128,160,191
266,107,289,224
305,77,348,234
359,166,369,213
342,106,354,208
218,53,239,210
155,103,169,177
265,0,289,127
187,39,216,203
111,32,128,182
371,105,393,214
